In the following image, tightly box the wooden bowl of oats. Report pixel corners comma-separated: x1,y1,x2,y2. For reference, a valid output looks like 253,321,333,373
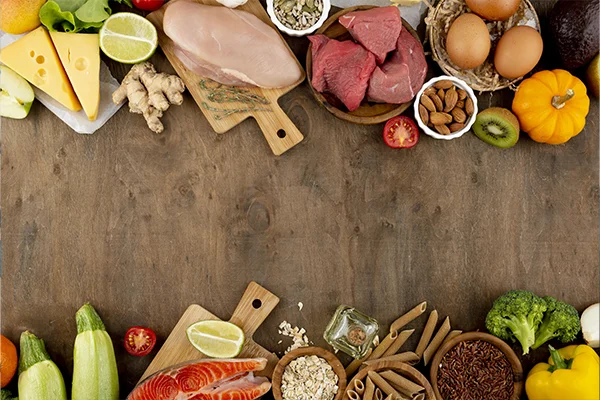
272,346,347,400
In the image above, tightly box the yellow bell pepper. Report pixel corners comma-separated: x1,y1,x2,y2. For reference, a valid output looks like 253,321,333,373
526,344,599,400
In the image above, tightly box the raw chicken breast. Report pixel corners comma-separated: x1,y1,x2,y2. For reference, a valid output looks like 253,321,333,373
339,6,402,64
163,1,302,88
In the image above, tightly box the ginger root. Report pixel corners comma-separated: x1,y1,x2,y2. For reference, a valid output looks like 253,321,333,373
112,62,185,134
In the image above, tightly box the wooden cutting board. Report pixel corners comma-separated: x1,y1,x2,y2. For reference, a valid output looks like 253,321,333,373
140,282,280,381
147,0,306,156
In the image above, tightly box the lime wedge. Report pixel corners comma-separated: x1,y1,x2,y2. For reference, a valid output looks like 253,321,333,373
99,13,158,64
186,320,245,358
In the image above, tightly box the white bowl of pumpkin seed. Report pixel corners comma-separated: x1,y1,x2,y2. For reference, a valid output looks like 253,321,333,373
267,0,331,36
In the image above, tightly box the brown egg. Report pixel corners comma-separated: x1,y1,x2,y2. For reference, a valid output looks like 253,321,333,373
495,26,543,79
446,13,491,70
466,0,521,21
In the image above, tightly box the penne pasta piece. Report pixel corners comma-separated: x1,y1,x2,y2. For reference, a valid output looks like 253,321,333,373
441,330,463,347
415,310,438,359
382,329,415,357
366,331,398,362
354,379,366,395
367,371,402,400
346,348,373,376
363,352,420,366
390,302,427,333
347,390,361,400
375,388,383,400
379,370,424,398
363,377,376,400
413,394,425,400
422,316,451,366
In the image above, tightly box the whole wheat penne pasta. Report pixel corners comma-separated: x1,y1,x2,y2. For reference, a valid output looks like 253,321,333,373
346,348,373,376
382,329,415,357
366,331,398,362
367,371,402,399
363,352,420,366
422,316,451,366
363,377,375,400
413,394,425,400
375,388,383,400
354,379,365,395
390,302,427,333
415,310,438,358
379,370,424,398
347,390,361,400
441,330,463,347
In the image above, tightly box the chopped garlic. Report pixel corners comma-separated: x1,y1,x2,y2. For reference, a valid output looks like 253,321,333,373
279,321,311,353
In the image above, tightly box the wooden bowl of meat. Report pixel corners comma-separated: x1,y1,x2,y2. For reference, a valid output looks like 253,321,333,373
306,6,427,125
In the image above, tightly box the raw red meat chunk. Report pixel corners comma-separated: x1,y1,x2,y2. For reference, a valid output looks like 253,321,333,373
309,34,377,111
339,6,402,64
367,28,428,104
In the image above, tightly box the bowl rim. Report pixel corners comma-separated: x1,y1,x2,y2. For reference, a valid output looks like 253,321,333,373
266,0,331,37
414,75,478,140
271,346,347,400
429,331,524,400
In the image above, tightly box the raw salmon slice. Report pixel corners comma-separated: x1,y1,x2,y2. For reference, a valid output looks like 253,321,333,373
128,358,270,400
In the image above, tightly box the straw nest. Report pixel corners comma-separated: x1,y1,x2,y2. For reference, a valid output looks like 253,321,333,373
424,0,540,92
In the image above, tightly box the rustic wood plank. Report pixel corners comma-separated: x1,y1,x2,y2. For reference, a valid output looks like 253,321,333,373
1,1,598,398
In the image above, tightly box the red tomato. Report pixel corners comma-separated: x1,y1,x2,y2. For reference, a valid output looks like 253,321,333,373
383,116,420,149
124,326,157,356
132,0,165,11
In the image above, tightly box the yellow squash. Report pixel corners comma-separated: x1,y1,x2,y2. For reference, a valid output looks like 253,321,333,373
512,69,590,144
526,344,599,400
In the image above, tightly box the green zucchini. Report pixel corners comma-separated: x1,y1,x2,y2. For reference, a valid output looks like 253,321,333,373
72,303,119,400
17,331,66,400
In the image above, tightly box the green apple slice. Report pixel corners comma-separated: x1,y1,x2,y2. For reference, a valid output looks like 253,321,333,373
0,65,35,119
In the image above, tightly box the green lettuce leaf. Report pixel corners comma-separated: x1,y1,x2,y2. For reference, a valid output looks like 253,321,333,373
39,0,130,33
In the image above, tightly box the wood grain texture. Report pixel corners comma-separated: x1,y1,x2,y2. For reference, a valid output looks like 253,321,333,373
0,1,598,398
147,0,306,155
140,282,280,381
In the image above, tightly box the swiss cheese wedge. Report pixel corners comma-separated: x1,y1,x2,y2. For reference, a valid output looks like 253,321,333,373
51,32,100,121
0,27,81,111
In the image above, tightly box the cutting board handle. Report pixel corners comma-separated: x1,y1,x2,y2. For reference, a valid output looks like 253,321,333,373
254,102,304,156
229,282,280,338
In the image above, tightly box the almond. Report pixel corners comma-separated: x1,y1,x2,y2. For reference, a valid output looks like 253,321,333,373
424,86,437,96
420,95,436,113
449,123,465,132
435,124,451,135
456,100,465,109
434,80,454,90
431,94,444,112
457,89,467,101
437,88,445,102
465,98,474,116
451,107,467,124
430,112,453,125
444,87,458,112
419,104,429,125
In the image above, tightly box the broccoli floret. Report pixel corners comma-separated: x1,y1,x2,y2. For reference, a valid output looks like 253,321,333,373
1,389,17,400
485,290,547,355
532,296,581,350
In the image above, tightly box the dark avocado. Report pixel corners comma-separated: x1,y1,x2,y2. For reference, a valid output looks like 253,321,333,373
549,0,599,70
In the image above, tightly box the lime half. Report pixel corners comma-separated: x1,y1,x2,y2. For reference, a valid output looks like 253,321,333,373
99,13,158,64
186,320,245,358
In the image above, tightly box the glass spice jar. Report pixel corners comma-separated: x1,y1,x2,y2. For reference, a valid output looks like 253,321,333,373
323,305,379,359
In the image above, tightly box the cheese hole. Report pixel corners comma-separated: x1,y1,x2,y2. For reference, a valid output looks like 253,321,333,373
30,50,35,58
74,57,88,71
36,55,45,64
34,69,47,85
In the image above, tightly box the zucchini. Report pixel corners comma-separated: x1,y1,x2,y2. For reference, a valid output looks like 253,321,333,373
17,331,66,400
72,303,119,400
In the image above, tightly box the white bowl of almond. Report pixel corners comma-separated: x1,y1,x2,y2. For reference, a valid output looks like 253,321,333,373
267,0,330,37
414,76,478,140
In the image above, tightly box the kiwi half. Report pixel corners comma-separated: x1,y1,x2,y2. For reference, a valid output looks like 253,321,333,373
472,107,520,148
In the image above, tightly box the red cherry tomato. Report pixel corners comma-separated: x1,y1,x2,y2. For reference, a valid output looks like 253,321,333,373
132,0,165,11
124,326,157,356
383,116,420,149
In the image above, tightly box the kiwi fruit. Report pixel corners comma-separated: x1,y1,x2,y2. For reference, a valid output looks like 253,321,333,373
472,107,520,148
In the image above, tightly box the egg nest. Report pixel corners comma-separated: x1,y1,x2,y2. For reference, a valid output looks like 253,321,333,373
425,0,540,92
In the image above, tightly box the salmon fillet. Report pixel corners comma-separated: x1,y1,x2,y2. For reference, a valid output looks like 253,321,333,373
128,358,270,400
163,1,302,88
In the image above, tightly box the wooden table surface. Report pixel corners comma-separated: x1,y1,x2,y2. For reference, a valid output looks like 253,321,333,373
1,0,598,397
